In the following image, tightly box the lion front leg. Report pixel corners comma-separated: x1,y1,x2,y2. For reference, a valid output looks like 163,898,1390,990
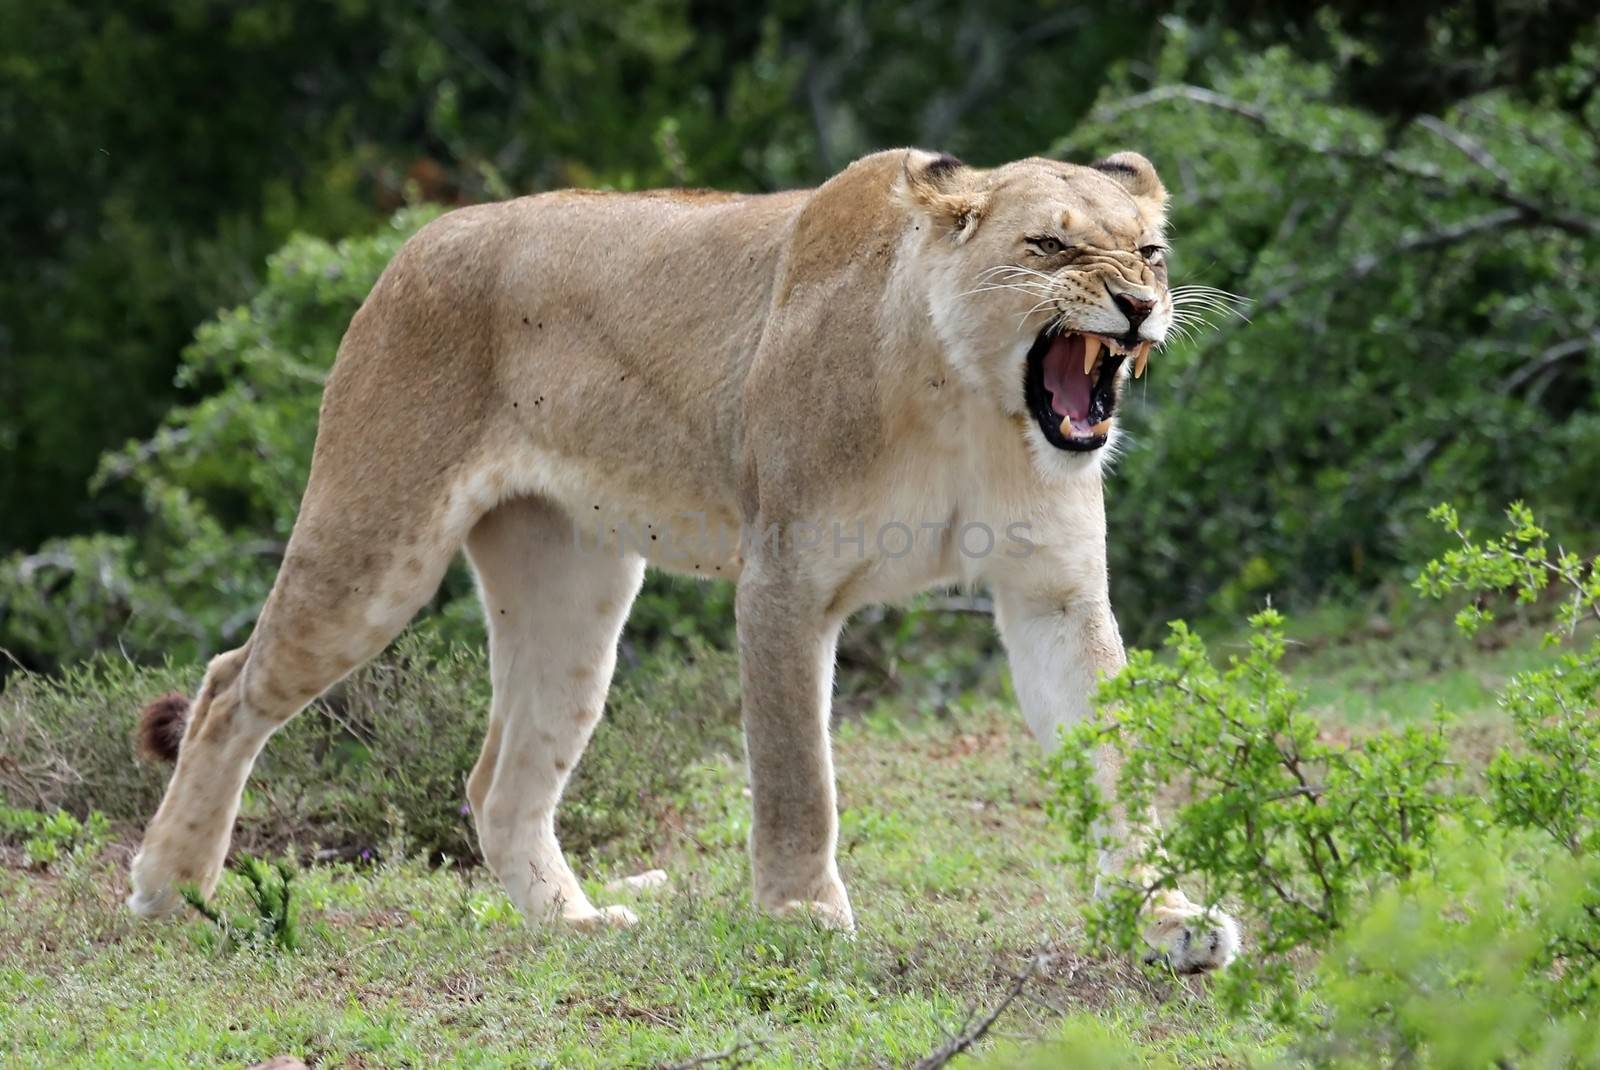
991,583,1240,974
734,556,854,931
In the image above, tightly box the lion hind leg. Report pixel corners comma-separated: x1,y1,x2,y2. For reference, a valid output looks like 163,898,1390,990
129,464,486,918
465,496,644,929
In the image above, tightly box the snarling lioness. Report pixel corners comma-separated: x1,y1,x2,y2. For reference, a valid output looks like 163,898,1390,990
129,149,1239,973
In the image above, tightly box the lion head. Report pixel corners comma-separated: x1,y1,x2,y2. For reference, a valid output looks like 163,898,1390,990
904,151,1173,458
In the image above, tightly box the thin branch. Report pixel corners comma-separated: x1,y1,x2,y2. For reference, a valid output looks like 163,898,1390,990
913,955,1046,1070
92,427,193,485
1500,334,1598,394
1079,84,1600,239
1088,84,1270,127
1253,208,1528,314
655,1039,765,1070
1415,115,1514,186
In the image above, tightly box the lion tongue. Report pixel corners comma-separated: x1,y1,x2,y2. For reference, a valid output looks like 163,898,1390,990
1042,334,1092,424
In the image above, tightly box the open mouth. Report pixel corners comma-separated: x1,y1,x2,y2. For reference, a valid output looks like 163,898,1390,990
1023,329,1149,451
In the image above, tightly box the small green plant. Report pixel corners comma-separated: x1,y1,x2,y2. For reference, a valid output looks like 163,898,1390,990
0,805,109,869
1047,609,1459,1012
1417,502,1600,856
180,855,300,953
731,941,863,1025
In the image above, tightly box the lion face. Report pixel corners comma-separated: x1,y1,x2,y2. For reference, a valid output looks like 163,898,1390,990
907,152,1171,456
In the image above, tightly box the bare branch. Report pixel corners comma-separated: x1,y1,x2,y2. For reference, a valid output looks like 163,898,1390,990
1254,208,1528,313
1088,84,1270,128
654,1038,766,1070
1079,84,1600,239
1501,334,1599,394
1415,115,1514,185
1343,209,1527,280
913,955,1046,1069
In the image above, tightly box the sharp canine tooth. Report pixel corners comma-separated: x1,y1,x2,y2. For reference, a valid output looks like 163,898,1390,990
1091,418,1113,436
1082,335,1102,376
1059,416,1075,438
1133,342,1151,379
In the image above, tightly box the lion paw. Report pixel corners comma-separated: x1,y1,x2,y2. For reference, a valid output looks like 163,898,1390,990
126,850,192,919
604,868,669,894
126,883,184,919
1142,903,1240,975
773,899,856,932
564,904,640,932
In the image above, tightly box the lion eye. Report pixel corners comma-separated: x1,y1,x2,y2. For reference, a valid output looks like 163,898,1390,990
1139,244,1166,263
1029,236,1065,255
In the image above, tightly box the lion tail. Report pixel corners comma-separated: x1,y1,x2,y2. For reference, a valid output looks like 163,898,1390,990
135,692,191,764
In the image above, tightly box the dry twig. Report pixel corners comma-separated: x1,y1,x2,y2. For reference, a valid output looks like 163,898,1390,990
912,954,1048,1069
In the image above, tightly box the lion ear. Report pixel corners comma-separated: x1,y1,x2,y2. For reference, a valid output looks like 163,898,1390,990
1090,151,1168,223
902,151,988,242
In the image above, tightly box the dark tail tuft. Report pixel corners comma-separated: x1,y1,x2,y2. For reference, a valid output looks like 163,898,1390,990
135,692,191,764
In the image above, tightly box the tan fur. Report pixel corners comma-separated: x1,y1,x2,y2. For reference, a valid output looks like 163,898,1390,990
127,149,1237,970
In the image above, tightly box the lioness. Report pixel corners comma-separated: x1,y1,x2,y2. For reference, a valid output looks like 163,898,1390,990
130,149,1238,973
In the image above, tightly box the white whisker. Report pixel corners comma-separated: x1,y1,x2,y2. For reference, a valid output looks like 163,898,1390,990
995,265,1057,284
1170,297,1250,325
957,282,1052,299
1016,299,1060,330
1171,292,1246,309
1171,283,1252,303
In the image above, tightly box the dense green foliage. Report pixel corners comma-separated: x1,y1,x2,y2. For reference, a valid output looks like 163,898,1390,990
1067,38,1600,631
3,3,1595,668
1048,505,1600,1062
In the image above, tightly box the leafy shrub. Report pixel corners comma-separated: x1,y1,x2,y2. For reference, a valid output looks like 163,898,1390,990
1047,609,1460,1013
1305,836,1600,1067
1413,502,1600,1015
0,630,742,866
0,655,192,825
0,210,441,669
1055,38,1600,636
1047,501,1600,1058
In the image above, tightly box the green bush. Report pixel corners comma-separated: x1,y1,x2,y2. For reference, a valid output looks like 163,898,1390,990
1046,608,1460,1014
1047,501,1600,1059
1057,35,1600,635
1305,837,1600,1067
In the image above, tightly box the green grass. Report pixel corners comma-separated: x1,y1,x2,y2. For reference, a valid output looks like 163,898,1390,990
0,604,1555,1068
0,706,1277,1069
1275,603,1548,726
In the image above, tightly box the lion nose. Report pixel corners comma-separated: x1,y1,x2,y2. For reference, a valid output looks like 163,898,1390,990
1112,292,1155,332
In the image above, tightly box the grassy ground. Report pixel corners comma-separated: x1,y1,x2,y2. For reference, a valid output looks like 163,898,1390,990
1278,600,1550,726
0,604,1552,1069
0,707,1276,1068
